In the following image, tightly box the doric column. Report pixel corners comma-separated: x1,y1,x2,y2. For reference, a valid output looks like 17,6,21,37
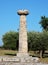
17,10,29,56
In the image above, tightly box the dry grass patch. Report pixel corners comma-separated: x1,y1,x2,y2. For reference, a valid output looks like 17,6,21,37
40,58,48,64
0,49,17,56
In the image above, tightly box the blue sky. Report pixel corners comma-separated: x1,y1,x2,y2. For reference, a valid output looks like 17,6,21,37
0,0,48,46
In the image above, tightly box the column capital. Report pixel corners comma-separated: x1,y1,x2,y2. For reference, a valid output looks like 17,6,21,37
17,10,29,15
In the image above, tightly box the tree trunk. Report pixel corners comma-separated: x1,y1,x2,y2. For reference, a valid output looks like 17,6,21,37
42,50,44,58
40,50,42,58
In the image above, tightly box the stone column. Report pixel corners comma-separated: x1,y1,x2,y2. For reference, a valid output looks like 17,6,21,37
17,10,29,57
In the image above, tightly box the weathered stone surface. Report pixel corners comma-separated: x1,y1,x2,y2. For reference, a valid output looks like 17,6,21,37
0,62,48,65
0,56,39,63
17,10,29,15
17,10,29,57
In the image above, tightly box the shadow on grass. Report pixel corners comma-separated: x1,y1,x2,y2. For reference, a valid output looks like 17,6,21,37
30,55,40,58
43,53,48,58
30,52,48,58
5,53,16,56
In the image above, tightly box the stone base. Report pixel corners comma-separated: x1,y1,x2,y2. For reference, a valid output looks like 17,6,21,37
17,52,39,63
17,52,29,57
0,56,39,63
0,56,48,65
0,61,48,65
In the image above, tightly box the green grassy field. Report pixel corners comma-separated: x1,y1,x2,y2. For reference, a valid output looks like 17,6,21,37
0,49,48,63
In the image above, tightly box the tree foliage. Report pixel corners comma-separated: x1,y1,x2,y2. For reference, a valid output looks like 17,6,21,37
28,31,48,58
39,16,48,31
28,32,39,51
2,31,19,50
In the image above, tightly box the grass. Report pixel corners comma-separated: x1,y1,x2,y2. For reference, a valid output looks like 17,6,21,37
0,49,48,63
0,49,17,56
40,58,48,64
29,51,48,63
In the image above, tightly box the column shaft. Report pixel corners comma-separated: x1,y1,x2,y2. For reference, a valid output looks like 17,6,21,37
19,15,28,53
